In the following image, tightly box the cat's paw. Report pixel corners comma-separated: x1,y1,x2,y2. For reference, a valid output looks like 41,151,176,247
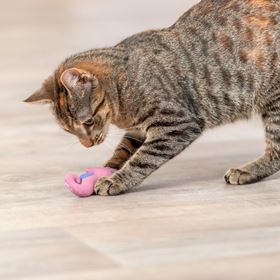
95,177,127,196
224,168,257,185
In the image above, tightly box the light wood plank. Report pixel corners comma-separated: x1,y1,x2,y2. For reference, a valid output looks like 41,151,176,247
0,228,116,280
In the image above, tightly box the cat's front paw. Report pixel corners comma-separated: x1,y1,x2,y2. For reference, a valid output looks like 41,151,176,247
224,168,257,185
95,177,127,196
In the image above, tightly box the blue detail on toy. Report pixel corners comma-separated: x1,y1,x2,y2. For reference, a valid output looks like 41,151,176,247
80,172,94,180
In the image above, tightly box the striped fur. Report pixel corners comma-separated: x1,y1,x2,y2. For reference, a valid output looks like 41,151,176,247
26,0,280,195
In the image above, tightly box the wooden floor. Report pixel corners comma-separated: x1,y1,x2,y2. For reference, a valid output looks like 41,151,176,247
1,0,280,279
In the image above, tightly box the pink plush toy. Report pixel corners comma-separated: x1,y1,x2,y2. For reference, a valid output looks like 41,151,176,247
64,167,116,197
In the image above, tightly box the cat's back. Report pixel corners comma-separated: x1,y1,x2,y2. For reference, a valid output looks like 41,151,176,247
121,0,280,78
175,0,280,53
120,0,280,104
176,0,280,27
172,0,280,90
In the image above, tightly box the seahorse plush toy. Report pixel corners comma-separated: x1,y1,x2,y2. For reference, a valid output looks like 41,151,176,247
64,167,116,197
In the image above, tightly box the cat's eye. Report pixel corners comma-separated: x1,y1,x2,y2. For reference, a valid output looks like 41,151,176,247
83,117,95,126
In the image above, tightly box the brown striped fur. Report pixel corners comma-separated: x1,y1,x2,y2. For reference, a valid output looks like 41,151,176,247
25,0,280,195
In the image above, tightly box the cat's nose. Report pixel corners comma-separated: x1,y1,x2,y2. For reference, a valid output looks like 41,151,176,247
79,138,94,148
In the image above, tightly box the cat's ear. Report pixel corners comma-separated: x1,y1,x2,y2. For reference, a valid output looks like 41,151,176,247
60,68,98,95
24,76,54,104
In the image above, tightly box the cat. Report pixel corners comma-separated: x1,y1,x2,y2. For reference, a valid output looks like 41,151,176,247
25,0,280,195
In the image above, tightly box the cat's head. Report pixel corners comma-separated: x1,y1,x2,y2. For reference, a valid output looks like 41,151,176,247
25,64,113,148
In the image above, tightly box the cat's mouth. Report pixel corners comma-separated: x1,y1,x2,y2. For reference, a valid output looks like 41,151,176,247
79,119,110,148
79,131,107,148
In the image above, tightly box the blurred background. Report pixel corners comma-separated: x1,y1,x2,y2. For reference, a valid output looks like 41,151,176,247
1,1,279,280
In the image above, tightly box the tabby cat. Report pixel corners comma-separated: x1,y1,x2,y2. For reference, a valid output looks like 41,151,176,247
25,0,280,195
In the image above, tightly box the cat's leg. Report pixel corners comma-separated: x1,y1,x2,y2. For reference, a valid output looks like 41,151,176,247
95,118,203,195
104,130,146,170
225,102,280,185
